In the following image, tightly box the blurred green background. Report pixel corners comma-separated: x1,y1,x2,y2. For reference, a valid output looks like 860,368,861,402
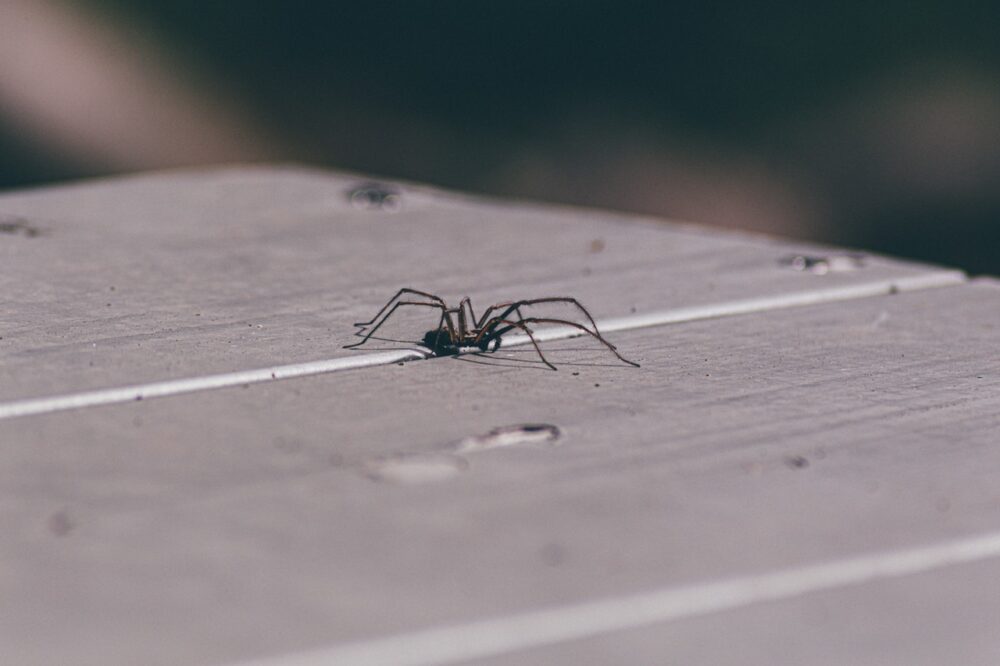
1,1,998,272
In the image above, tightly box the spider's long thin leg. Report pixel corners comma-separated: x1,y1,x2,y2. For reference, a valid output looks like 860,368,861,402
492,306,526,351
344,301,446,349
430,311,446,350
476,302,515,329
476,298,610,347
520,317,639,367
353,291,444,343
481,319,556,371
478,304,519,353
432,309,461,351
353,288,446,327
484,317,639,367
459,297,477,338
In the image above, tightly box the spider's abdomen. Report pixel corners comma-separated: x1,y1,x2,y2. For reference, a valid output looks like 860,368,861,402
421,329,459,355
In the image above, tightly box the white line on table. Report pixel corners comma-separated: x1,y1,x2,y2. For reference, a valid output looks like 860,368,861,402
504,271,966,345
0,270,965,420
231,528,1000,666
0,349,428,420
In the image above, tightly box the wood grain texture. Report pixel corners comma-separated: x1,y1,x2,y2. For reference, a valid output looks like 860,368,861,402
2,231,999,666
0,166,961,402
467,558,1000,666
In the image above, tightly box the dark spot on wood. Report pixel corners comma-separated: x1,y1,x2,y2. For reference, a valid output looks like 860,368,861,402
274,437,303,454
47,510,74,537
456,423,561,452
539,542,568,567
785,455,810,469
0,218,44,238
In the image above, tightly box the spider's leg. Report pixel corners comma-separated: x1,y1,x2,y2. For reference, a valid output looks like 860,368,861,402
482,319,556,370
354,288,446,326
473,315,505,344
476,312,538,342
477,298,610,347
456,302,470,338
433,309,461,351
490,306,523,352
459,297,477,334
476,303,509,329
515,298,608,346
354,293,444,340
521,317,640,367
445,310,460,342
430,310,446,350
344,301,446,348
346,300,444,348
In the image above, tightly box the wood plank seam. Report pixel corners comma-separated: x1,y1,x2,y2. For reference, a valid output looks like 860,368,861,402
229,528,1000,666
505,270,966,345
0,270,965,421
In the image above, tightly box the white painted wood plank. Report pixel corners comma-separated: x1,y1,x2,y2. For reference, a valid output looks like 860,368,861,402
2,281,999,665
463,557,1000,666
0,270,962,421
0,166,962,402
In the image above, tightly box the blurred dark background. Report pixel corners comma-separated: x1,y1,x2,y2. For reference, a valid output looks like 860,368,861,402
1,1,998,272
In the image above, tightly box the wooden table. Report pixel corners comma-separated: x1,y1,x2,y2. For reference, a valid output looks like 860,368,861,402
1,167,997,665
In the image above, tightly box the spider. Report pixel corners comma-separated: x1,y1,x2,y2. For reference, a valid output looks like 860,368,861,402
344,288,639,370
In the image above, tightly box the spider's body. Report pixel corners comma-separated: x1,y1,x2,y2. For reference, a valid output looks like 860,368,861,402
421,329,491,356
346,288,639,370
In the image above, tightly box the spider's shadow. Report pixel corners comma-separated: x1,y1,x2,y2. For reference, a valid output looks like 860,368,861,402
343,332,421,350
345,329,629,370
452,349,625,370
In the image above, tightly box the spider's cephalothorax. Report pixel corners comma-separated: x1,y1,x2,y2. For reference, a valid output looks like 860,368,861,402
345,288,639,370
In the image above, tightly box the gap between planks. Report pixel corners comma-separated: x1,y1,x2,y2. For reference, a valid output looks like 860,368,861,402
228,528,1000,666
0,270,965,421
